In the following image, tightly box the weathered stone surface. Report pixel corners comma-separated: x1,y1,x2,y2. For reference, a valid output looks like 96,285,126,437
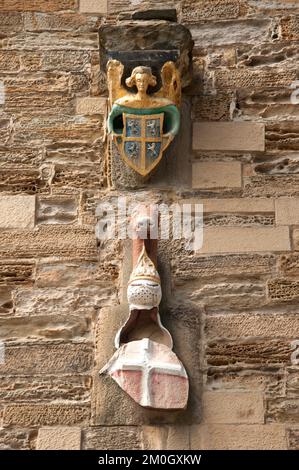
0,342,93,375
37,427,81,450
266,122,299,151
191,92,233,121
267,278,299,302
0,314,93,341
0,375,91,402
0,167,47,194
82,426,142,450
0,286,13,314
244,175,299,197
36,196,77,224
193,122,265,152
197,226,290,254
287,428,299,450
3,404,90,426
181,280,265,312
21,50,91,72
207,339,292,367
0,12,23,34
202,391,264,424
99,21,193,87
292,229,299,251
191,424,287,450
280,253,299,276
281,16,299,40
0,0,78,11
0,428,34,450
0,195,35,229
0,261,34,285
190,19,271,47
182,0,245,22
206,313,299,339
13,286,115,316
172,254,276,281
36,261,118,287
0,51,20,71
0,227,97,259
142,425,190,450
192,162,242,189
266,398,299,423
215,69,296,90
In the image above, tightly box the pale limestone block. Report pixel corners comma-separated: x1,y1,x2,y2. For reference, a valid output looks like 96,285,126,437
202,391,264,424
193,122,265,151
192,162,242,189
275,198,299,225
0,196,35,229
76,97,107,115
197,226,290,254
37,427,81,450
191,424,287,450
79,0,107,13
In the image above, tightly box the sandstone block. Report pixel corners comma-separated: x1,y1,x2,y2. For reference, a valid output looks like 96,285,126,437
193,122,265,152
280,254,299,276
82,427,141,450
292,229,299,251
267,278,299,302
0,261,34,285
202,391,264,424
267,398,299,423
0,0,78,11
0,195,35,229
192,162,242,189
0,375,90,402
281,16,299,40
276,198,299,225
0,342,93,375
0,428,32,450
0,226,97,259
215,69,296,90
142,425,190,450
182,0,243,22
191,19,271,47
76,97,106,115
79,0,107,13
206,313,299,339
191,424,287,450
207,339,292,368
0,51,20,71
197,226,290,254
182,198,274,213
0,12,23,33
287,428,299,450
3,404,90,426
37,196,77,224
37,427,81,450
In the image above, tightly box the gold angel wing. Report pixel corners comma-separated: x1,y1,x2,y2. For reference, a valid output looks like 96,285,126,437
107,59,127,107
154,61,181,108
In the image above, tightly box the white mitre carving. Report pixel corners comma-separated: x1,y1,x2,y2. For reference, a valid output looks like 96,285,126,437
127,245,162,310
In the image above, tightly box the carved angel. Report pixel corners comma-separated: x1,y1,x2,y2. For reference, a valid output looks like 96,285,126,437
106,60,181,176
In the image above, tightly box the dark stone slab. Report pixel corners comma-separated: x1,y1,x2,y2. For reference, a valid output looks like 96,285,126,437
99,22,193,88
132,9,178,22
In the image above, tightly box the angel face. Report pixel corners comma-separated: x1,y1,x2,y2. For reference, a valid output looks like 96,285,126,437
135,73,151,93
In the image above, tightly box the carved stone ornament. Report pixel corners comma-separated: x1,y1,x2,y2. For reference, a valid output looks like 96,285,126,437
100,205,189,410
107,60,181,176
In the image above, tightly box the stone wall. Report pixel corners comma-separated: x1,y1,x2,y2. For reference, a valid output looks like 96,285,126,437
0,0,299,450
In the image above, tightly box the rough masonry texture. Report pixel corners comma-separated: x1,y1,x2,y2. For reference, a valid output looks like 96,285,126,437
0,0,298,450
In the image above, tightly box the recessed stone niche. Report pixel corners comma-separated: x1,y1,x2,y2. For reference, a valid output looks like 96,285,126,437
99,12,194,190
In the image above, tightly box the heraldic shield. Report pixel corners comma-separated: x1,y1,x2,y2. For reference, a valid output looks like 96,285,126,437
115,113,171,176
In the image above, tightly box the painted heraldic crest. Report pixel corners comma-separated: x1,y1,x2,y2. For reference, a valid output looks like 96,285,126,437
107,60,181,176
